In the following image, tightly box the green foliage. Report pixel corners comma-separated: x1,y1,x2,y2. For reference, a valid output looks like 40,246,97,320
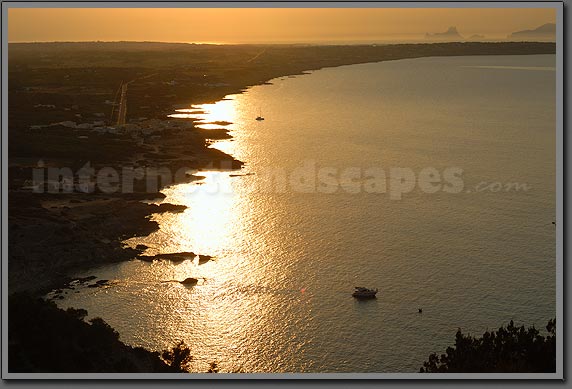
420,319,556,373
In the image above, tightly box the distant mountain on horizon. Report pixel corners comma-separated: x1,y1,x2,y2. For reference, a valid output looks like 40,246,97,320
425,26,464,41
508,23,556,41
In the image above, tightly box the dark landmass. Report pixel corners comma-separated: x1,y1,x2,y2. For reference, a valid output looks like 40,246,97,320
508,23,556,41
8,191,190,294
203,120,233,126
139,251,197,263
425,26,464,41
8,41,556,373
420,319,556,373
9,294,183,373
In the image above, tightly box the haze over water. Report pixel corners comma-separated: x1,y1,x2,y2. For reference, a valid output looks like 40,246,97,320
54,55,556,373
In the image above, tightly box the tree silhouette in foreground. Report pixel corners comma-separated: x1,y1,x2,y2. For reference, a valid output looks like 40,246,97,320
420,319,556,373
161,340,193,372
9,294,188,372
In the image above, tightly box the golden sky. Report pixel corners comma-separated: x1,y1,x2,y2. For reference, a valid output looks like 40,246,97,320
8,8,556,43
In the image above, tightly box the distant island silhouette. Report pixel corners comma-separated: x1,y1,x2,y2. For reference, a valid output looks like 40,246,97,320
425,26,464,41
424,23,556,43
508,23,556,41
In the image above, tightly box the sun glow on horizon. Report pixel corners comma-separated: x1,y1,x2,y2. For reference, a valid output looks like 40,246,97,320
8,8,557,44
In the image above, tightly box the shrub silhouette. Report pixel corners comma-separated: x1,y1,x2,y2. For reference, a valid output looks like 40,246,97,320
207,361,219,373
420,319,556,373
9,293,179,372
161,340,193,372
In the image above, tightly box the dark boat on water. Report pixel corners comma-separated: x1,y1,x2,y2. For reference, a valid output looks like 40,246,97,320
352,286,378,299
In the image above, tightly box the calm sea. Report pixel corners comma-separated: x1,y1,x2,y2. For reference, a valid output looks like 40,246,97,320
54,55,556,373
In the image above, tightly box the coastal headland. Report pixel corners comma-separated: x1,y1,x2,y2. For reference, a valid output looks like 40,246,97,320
7,41,556,372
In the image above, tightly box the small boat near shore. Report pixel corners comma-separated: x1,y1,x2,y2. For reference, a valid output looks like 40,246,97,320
352,286,378,299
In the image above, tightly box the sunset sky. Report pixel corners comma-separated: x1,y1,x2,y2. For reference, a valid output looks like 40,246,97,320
8,8,556,44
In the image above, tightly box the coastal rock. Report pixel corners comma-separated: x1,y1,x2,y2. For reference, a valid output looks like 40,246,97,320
198,255,214,265
139,251,196,263
76,276,97,283
180,277,199,286
204,120,232,126
86,280,110,288
160,255,186,263
150,203,187,213
230,172,255,177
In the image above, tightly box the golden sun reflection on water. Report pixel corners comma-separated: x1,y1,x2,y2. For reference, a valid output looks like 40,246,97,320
152,96,246,254
117,97,282,371
168,98,242,156
52,57,556,373
169,98,238,125
153,171,238,255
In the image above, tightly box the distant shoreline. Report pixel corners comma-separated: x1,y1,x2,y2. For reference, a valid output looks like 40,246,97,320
7,39,557,45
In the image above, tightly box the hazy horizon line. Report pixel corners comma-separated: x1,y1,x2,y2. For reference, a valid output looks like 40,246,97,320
7,38,556,45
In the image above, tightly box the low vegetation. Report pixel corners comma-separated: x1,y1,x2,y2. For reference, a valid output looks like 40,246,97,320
8,294,195,373
420,319,556,373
